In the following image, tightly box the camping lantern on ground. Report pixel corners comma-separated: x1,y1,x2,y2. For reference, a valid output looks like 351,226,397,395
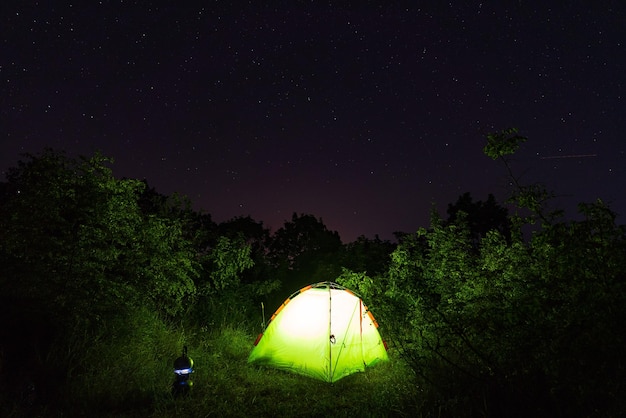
172,346,193,396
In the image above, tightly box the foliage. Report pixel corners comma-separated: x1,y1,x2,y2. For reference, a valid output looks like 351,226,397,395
189,233,282,331
349,131,626,416
203,236,254,292
484,127,562,224
268,213,344,296
341,235,396,276
446,192,511,244
217,216,274,285
0,150,198,326
482,127,527,160
60,307,181,413
1,140,625,417
0,150,202,415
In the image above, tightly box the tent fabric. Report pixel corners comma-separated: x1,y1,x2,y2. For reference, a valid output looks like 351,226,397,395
248,282,388,382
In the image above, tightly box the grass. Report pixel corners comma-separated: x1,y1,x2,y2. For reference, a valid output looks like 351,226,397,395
151,326,420,417
2,314,421,417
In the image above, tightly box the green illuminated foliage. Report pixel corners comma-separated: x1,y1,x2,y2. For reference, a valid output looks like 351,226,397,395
0,150,198,325
216,216,274,286
483,127,527,160
352,131,626,416
370,195,626,415
206,236,254,292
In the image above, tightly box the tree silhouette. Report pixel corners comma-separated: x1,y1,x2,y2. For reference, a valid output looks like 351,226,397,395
446,192,511,245
268,213,343,292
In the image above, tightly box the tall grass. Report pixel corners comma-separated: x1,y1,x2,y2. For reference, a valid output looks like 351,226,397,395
153,326,420,417
2,308,421,417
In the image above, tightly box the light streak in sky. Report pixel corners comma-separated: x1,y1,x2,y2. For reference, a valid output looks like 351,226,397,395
539,154,597,160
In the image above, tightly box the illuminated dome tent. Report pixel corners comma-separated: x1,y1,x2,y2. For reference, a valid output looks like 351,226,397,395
248,282,388,383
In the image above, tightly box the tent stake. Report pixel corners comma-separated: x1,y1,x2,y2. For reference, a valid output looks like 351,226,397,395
261,302,266,329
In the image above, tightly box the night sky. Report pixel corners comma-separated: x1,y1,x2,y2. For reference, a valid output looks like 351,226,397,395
2,2,625,242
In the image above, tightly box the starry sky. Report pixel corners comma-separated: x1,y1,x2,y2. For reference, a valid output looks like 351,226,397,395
2,2,625,242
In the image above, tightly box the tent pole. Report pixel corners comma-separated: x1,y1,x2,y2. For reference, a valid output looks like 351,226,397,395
328,283,332,382
360,300,364,364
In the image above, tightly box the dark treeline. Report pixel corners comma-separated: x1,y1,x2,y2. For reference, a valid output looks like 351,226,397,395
1,129,625,416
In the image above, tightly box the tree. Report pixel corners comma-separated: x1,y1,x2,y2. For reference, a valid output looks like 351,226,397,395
217,216,273,284
0,149,203,405
446,192,511,245
342,235,396,277
348,130,626,416
268,213,344,291
484,127,562,224
0,150,198,327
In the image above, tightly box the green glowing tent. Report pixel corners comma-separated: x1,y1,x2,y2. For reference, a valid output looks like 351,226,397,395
248,282,388,382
